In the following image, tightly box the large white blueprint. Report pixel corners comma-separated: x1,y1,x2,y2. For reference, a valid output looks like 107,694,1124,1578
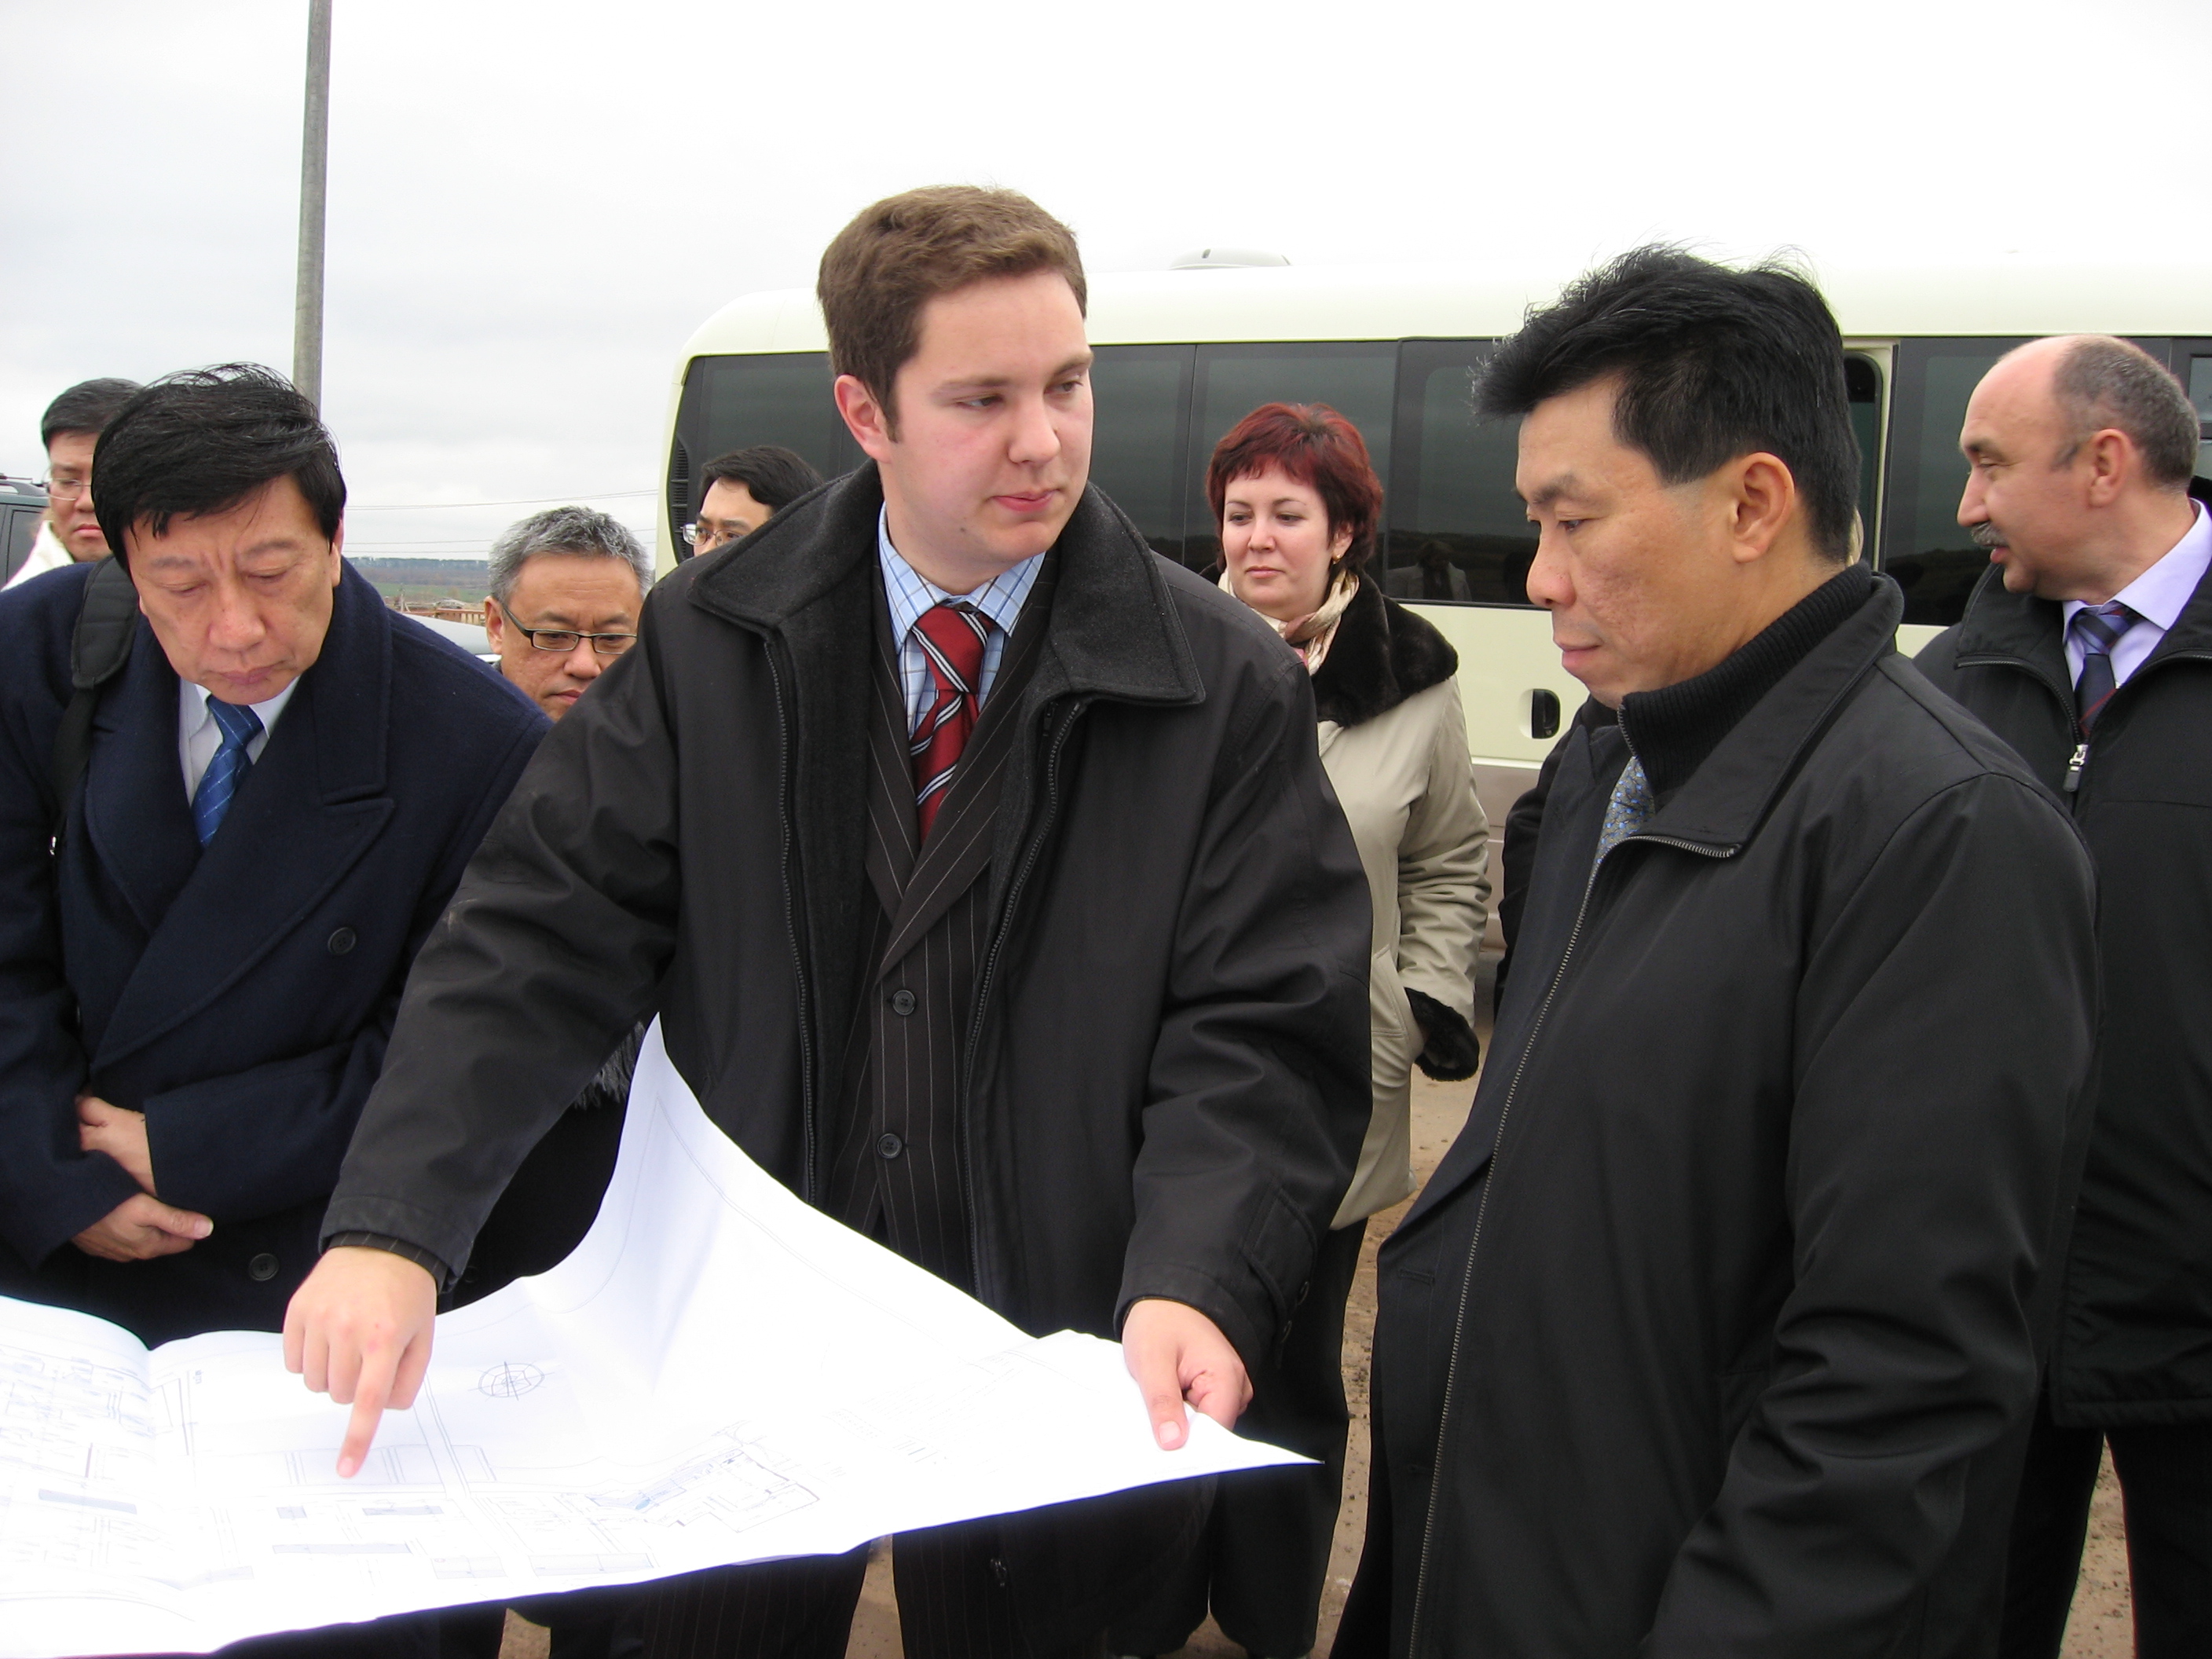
0,1024,1303,1656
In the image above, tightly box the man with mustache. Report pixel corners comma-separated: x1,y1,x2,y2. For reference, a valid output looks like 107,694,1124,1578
284,185,1371,1658
1917,335,2212,1659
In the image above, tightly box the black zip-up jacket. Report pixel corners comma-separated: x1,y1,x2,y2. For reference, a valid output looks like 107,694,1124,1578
1342,571,2098,1657
1918,548,2212,1426
322,465,1372,1636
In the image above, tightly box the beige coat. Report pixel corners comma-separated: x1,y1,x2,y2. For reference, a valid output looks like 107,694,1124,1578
1320,675,1490,1225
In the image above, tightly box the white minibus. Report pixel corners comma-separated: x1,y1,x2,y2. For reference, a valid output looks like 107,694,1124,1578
657,259,2212,828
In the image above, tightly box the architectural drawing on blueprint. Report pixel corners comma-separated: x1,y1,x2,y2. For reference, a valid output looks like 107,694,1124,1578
0,1027,1304,1658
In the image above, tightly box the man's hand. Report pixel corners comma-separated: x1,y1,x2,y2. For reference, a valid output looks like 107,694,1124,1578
1122,1298,1252,1451
284,1247,439,1478
72,1192,213,1261
78,1096,155,1192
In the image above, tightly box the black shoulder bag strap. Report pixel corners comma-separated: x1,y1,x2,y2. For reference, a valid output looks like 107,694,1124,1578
48,557,140,843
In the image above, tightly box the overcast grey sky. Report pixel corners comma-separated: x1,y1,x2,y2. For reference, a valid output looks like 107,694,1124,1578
5,0,2207,559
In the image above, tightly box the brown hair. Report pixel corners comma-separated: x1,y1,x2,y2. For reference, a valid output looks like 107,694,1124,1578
816,185,1086,434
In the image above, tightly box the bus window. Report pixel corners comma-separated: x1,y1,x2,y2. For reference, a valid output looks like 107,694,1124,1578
1844,353,1884,559
1088,345,1193,564
1181,342,1397,570
1880,339,2028,625
2185,345,2212,478
1386,340,1533,606
668,353,856,554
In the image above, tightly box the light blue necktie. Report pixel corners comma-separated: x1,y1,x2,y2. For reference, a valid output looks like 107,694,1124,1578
193,698,263,845
1592,756,1654,870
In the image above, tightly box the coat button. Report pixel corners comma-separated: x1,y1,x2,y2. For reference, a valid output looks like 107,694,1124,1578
889,990,916,1016
248,1253,280,1282
326,927,357,956
877,1133,904,1160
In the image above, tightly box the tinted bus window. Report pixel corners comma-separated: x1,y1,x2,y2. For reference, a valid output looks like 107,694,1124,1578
1386,341,1532,606
2185,343,2212,478
3,505,40,582
1181,343,1397,570
1088,345,1194,564
1844,353,1884,558
669,353,856,552
1880,339,2027,626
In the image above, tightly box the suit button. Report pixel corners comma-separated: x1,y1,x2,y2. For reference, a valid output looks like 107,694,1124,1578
247,1253,280,1282
877,1133,904,1160
326,928,357,956
889,990,916,1016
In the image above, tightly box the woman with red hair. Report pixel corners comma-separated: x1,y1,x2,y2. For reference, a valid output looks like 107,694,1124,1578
1111,405,1491,1659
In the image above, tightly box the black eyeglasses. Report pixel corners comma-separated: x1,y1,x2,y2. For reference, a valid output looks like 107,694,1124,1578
517,626,637,657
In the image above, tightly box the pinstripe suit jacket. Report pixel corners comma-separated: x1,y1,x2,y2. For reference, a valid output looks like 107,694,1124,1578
825,563,1053,1284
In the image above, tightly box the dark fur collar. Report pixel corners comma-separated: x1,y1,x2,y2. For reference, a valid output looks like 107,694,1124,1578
1309,573,1459,728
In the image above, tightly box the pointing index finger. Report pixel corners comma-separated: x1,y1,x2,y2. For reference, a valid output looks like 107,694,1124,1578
337,1357,394,1478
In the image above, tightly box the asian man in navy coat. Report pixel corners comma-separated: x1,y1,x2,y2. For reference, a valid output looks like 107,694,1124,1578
0,364,545,1368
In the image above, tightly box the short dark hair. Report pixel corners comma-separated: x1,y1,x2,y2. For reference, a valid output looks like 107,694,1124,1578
700,445,824,513
1206,404,1385,569
93,364,345,562
817,185,1086,433
1478,246,1861,563
2050,335,2199,489
41,378,142,450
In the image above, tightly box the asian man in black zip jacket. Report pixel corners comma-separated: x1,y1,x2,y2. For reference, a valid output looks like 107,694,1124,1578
1339,249,2100,1659
1916,335,2212,1659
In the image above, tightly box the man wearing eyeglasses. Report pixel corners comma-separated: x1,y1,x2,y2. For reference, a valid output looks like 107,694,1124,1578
4,376,140,591
683,445,826,558
441,503,654,1659
482,505,650,719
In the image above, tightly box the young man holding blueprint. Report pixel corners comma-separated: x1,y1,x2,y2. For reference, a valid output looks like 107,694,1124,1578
284,185,1372,1657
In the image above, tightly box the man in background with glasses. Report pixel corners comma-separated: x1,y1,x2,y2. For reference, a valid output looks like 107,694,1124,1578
483,504,650,719
454,504,654,1659
683,444,824,557
4,376,140,591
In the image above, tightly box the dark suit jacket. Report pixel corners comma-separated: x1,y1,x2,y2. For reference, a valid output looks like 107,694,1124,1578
0,561,544,1342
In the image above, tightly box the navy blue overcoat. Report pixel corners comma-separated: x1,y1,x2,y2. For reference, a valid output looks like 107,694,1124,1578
0,561,544,1342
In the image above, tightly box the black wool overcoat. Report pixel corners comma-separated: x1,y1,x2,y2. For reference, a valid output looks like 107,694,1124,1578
1919,553,2212,1426
0,562,545,1341
1343,577,2100,1658
324,466,1373,1637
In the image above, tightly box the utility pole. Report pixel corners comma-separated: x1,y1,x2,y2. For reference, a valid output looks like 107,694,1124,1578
292,0,332,408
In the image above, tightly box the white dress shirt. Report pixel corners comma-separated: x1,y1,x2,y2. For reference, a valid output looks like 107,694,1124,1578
178,677,298,803
877,507,1046,734
2062,501,2212,688
3,524,79,591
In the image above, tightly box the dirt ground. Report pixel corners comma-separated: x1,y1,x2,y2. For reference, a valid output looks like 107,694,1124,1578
503,1011,2137,1659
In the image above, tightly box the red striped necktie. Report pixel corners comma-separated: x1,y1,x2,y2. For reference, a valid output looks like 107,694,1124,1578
910,601,993,840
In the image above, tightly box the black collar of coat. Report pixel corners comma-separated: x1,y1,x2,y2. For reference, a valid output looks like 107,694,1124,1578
1308,574,1459,728
1947,533,2212,690
1627,566,1903,855
1621,563,1873,799
685,462,1204,709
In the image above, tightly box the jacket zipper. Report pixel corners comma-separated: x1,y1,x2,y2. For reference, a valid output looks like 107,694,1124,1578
1957,648,2212,799
1404,816,1735,1657
762,641,819,1203
956,697,1085,1296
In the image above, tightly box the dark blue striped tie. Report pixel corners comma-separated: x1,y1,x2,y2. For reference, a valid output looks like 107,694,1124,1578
193,698,263,845
2071,602,2138,733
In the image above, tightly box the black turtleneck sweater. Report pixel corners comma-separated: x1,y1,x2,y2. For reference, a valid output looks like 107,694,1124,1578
1618,563,1877,800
